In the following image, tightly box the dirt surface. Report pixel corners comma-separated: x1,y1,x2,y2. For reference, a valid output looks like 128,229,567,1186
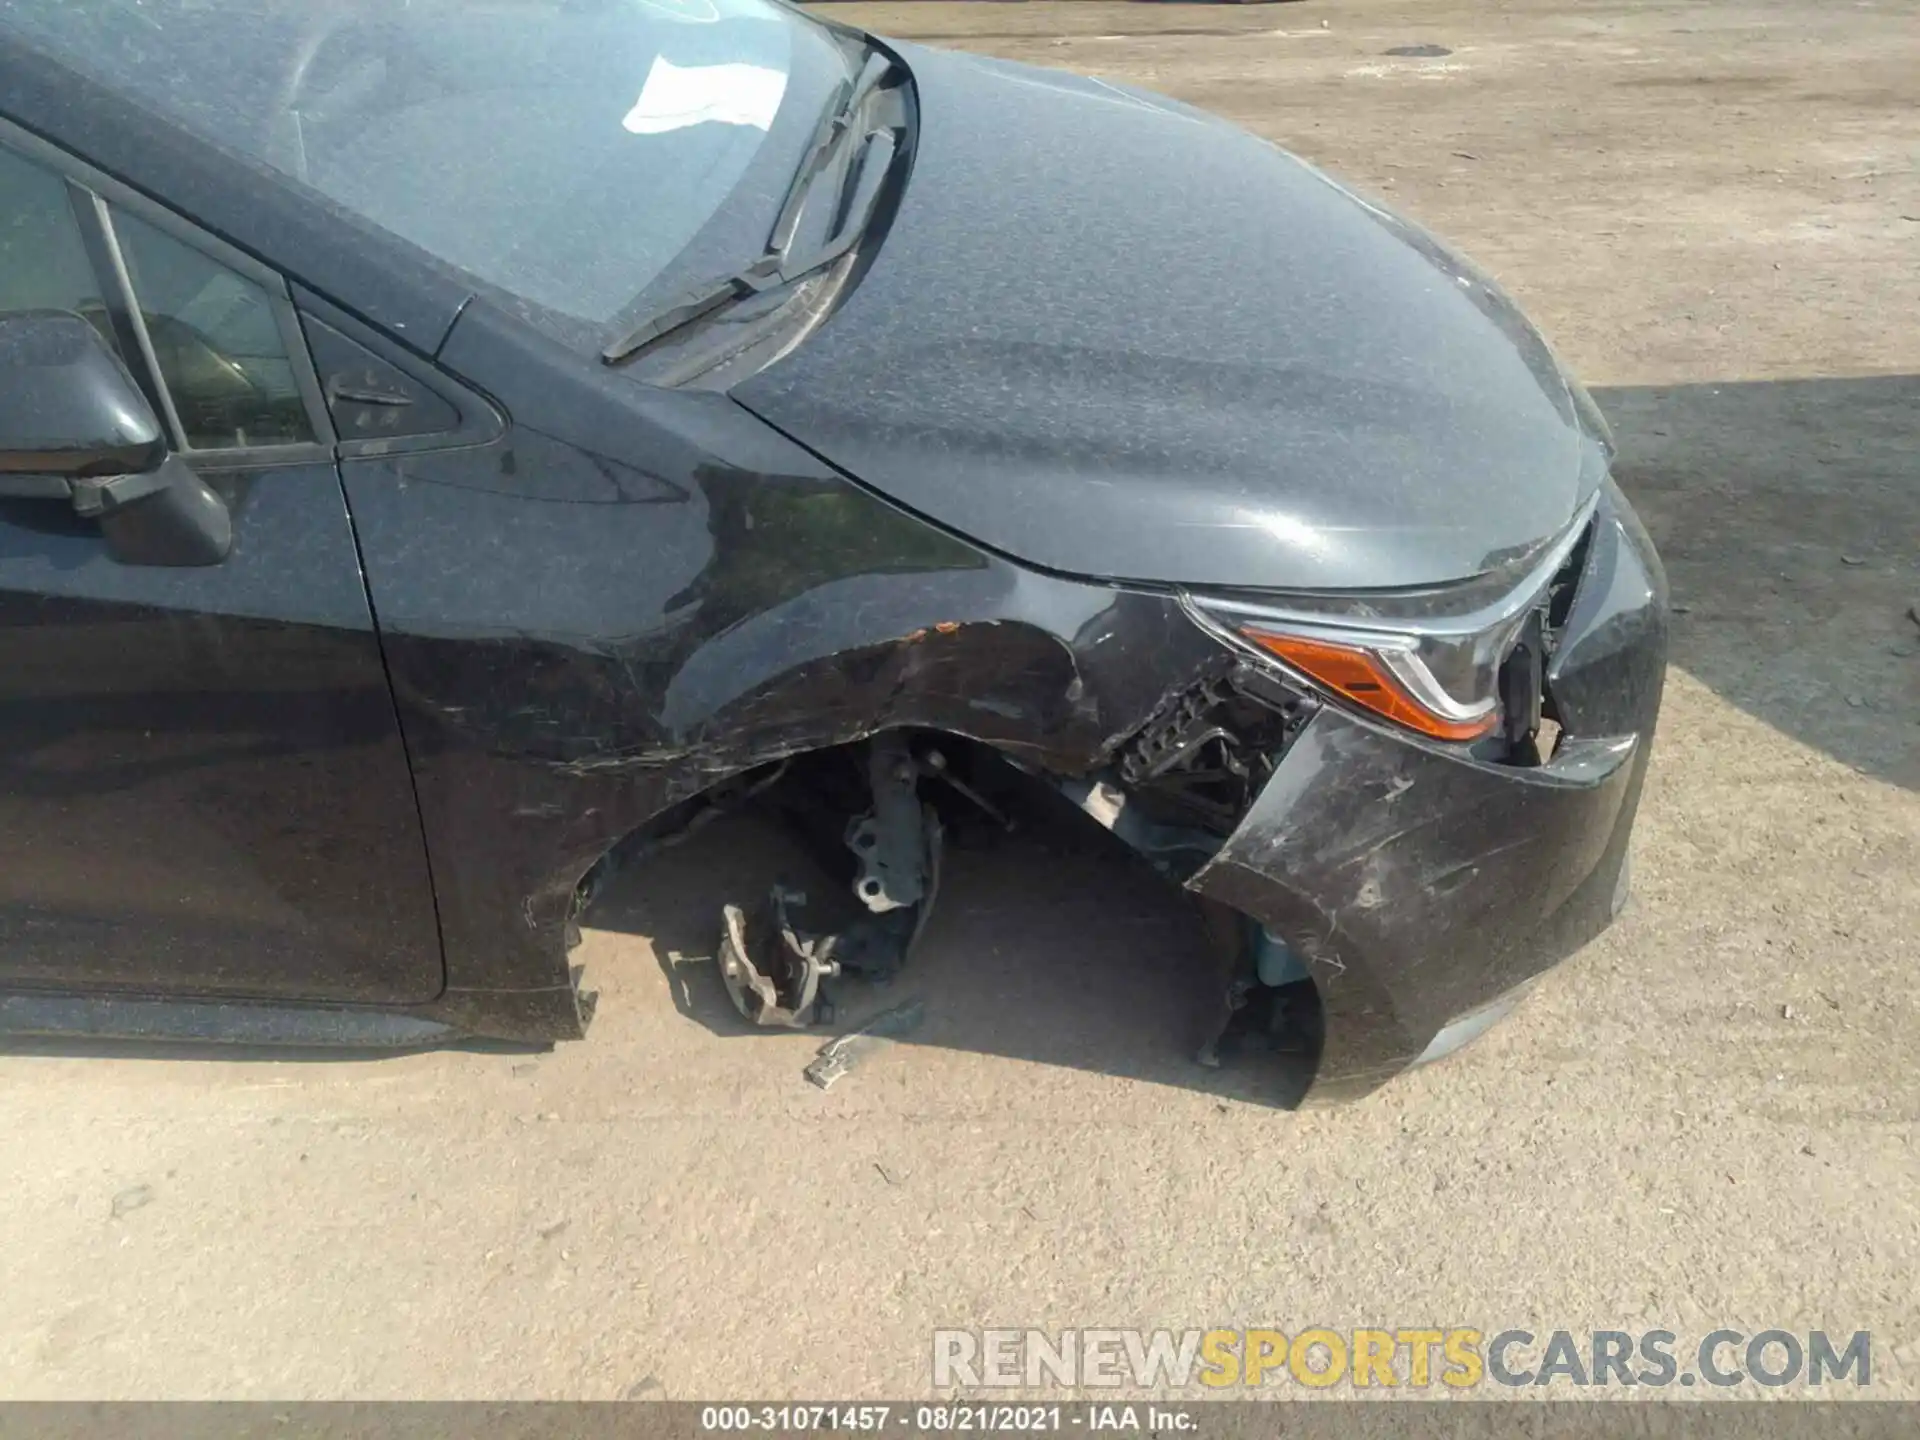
3,0,1917,1402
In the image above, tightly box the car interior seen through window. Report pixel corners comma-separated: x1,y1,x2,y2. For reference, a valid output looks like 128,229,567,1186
110,210,313,451
0,140,312,454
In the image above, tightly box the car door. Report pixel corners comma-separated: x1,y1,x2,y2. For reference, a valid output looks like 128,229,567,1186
0,130,443,1006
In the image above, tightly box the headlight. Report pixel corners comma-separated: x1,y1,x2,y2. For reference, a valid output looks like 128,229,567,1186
1185,496,1597,744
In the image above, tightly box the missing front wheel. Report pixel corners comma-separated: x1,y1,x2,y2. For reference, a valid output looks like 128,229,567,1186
714,732,948,1028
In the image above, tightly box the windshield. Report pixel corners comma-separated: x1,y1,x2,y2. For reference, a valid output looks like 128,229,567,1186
0,0,860,326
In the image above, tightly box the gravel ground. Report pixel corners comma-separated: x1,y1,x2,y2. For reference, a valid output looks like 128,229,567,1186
1,0,1915,1402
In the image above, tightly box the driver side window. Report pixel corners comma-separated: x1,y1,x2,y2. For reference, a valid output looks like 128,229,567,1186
0,138,315,454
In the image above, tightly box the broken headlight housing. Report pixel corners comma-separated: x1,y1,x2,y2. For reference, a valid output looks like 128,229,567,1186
1184,494,1598,745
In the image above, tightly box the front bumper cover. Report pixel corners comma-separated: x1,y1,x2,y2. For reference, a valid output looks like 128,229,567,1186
1187,482,1668,1102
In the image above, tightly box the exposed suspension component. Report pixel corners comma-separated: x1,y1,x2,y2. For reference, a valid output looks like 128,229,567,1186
716,732,947,1028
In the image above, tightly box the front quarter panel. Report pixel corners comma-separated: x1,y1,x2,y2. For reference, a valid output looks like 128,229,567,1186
342,302,1222,1035
347,302,1665,1106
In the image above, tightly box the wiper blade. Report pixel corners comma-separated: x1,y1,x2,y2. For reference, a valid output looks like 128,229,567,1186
643,130,901,389
803,126,897,268
767,49,890,259
602,50,899,368
601,256,782,365
763,90,850,262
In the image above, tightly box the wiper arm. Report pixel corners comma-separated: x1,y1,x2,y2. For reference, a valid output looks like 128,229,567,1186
603,50,899,367
800,125,897,269
642,130,901,389
767,49,891,258
601,255,782,364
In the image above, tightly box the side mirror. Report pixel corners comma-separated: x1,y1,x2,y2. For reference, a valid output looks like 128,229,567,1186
0,310,232,566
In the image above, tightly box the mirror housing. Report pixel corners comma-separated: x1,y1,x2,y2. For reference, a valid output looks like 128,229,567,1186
0,310,166,477
73,456,234,568
0,311,231,566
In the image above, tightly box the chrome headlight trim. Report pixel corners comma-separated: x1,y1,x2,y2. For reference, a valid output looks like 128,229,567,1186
1182,491,1600,736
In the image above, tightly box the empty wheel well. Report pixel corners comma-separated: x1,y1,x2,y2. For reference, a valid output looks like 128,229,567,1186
569,727,1323,1083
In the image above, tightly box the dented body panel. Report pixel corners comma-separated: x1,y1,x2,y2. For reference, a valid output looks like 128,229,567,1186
341,298,1226,1038
347,288,1666,1103
1193,717,1642,1098
1191,484,1666,1099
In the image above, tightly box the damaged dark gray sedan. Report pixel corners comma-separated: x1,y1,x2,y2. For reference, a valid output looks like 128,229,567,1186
0,0,1665,1102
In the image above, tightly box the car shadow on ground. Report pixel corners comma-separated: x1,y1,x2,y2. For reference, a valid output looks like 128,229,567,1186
1598,374,1919,794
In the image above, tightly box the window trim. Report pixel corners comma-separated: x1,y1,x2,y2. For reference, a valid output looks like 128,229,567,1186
0,114,336,469
67,182,190,451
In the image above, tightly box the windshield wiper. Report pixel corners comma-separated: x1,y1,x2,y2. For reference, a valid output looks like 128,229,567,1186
764,49,891,258
602,50,898,367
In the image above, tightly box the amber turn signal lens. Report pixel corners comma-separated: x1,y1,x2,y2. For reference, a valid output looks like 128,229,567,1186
1240,629,1499,742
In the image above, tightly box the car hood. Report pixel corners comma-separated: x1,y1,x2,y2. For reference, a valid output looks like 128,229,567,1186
732,41,1607,592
